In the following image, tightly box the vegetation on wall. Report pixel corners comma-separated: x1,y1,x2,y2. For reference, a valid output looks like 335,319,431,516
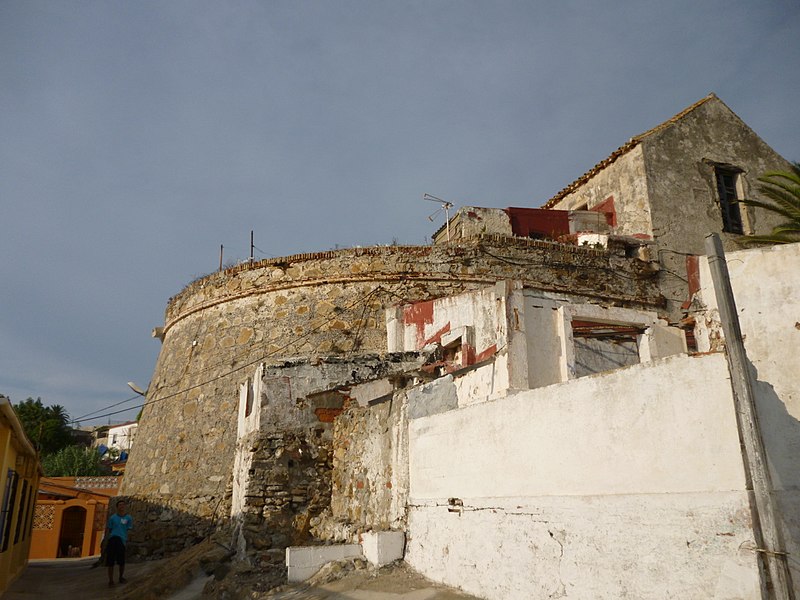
740,162,800,244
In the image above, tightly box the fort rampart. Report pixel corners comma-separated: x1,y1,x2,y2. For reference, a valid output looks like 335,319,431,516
121,236,662,557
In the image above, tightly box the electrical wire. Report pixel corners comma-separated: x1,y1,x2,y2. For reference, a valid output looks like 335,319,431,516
78,286,385,423
71,394,142,424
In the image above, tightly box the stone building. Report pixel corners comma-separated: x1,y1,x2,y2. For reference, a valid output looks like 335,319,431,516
541,93,793,316
434,95,792,318
120,95,797,596
122,236,661,558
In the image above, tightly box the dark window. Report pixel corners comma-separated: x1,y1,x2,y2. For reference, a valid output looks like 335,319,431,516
1,470,19,552
715,168,743,234
245,379,254,417
13,481,28,544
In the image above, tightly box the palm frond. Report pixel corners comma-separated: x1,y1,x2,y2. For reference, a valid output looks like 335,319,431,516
739,163,800,245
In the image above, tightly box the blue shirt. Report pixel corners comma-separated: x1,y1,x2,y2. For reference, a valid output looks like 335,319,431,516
107,513,133,543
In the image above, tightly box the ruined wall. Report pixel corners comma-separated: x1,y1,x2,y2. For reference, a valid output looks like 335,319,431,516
229,356,423,568
405,353,760,599
123,237,662,555
311,389,410,543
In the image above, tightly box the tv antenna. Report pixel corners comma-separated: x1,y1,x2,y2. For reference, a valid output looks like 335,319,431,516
423,194,454,242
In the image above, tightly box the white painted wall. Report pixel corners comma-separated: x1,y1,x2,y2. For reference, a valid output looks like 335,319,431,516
231,365,264,558
107,421,137,452
398,286,502,359
695,241,800,592
406,353,760,599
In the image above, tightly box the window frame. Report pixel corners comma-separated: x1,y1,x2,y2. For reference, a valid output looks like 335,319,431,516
714,166,744,234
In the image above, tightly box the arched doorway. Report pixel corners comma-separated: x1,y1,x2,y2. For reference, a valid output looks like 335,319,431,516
58,506,86,558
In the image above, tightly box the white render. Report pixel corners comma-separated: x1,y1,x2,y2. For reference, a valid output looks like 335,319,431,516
231,365,264,557
405,353,760,599
359,531,405,567
106,420,138,452
694,241,800,590
285,544,364,582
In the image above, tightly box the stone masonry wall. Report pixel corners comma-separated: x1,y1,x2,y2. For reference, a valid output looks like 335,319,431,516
233,355,425,567
311,389,410,543
122,237,662,554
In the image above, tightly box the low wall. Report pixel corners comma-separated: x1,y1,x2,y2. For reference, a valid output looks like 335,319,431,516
405,353,761,599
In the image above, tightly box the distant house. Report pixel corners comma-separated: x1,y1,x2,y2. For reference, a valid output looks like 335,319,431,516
0,396,40,594
106,421,137,454
30,476,121,559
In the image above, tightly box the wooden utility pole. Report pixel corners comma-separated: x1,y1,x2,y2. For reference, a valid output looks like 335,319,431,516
705,233,794,600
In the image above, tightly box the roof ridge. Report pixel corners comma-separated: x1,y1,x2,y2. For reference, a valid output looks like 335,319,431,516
541,94,718,209
631,93,717,142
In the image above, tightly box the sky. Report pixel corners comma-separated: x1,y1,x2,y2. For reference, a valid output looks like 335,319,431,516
1,1,798,427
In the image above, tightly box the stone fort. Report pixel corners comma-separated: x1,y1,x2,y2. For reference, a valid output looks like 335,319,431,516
119,95,798,597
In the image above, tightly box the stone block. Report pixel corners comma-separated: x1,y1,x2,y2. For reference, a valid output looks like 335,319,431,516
407,376,458,419
285,544,364,582
359,531,405,566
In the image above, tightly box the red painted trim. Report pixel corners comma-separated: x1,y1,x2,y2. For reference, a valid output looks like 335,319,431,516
590,195,617,227
422,322,451,348
473,344,497,364
404,300,435,347
682,255,701,309
504,207,570,239
315,407,343,423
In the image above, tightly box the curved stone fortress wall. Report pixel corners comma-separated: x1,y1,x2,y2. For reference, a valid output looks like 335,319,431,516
121,236,661,556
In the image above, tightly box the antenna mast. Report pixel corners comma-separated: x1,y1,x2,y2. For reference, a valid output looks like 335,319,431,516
423,194,454,242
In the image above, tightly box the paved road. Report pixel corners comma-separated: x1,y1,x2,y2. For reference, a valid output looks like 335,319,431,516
5,556,161,600
6,556,481,600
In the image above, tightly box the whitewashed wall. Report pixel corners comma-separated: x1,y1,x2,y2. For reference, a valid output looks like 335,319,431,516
696,241,800,592
406,353,761,599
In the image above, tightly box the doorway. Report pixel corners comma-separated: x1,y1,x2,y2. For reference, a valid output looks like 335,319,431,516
58,506,86,557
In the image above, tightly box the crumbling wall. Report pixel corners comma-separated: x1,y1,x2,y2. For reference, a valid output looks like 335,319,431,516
312,389,410,542
230,355,425,566
122,238,662,554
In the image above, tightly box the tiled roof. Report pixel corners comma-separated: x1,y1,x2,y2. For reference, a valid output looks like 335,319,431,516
541,94,717,209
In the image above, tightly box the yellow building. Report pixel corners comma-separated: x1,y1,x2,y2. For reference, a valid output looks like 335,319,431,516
30,476,120,559
0,396,40,594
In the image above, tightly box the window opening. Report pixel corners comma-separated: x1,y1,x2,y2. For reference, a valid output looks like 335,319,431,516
715,168,743,234
13,480,28,544
1,470,19,552
245,379,254,418
572,321,644,377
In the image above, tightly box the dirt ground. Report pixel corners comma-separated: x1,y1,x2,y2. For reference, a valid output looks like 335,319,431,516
5,555,166,600
6,549,481,600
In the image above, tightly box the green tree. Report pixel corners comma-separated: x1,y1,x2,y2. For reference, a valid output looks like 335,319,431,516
13,397,73,454
739,162,800,244
41,445,107,477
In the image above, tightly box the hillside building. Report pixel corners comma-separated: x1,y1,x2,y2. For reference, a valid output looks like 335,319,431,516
120,96,798,598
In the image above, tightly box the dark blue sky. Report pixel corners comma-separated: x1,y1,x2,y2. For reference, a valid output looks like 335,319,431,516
1,1,798,424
